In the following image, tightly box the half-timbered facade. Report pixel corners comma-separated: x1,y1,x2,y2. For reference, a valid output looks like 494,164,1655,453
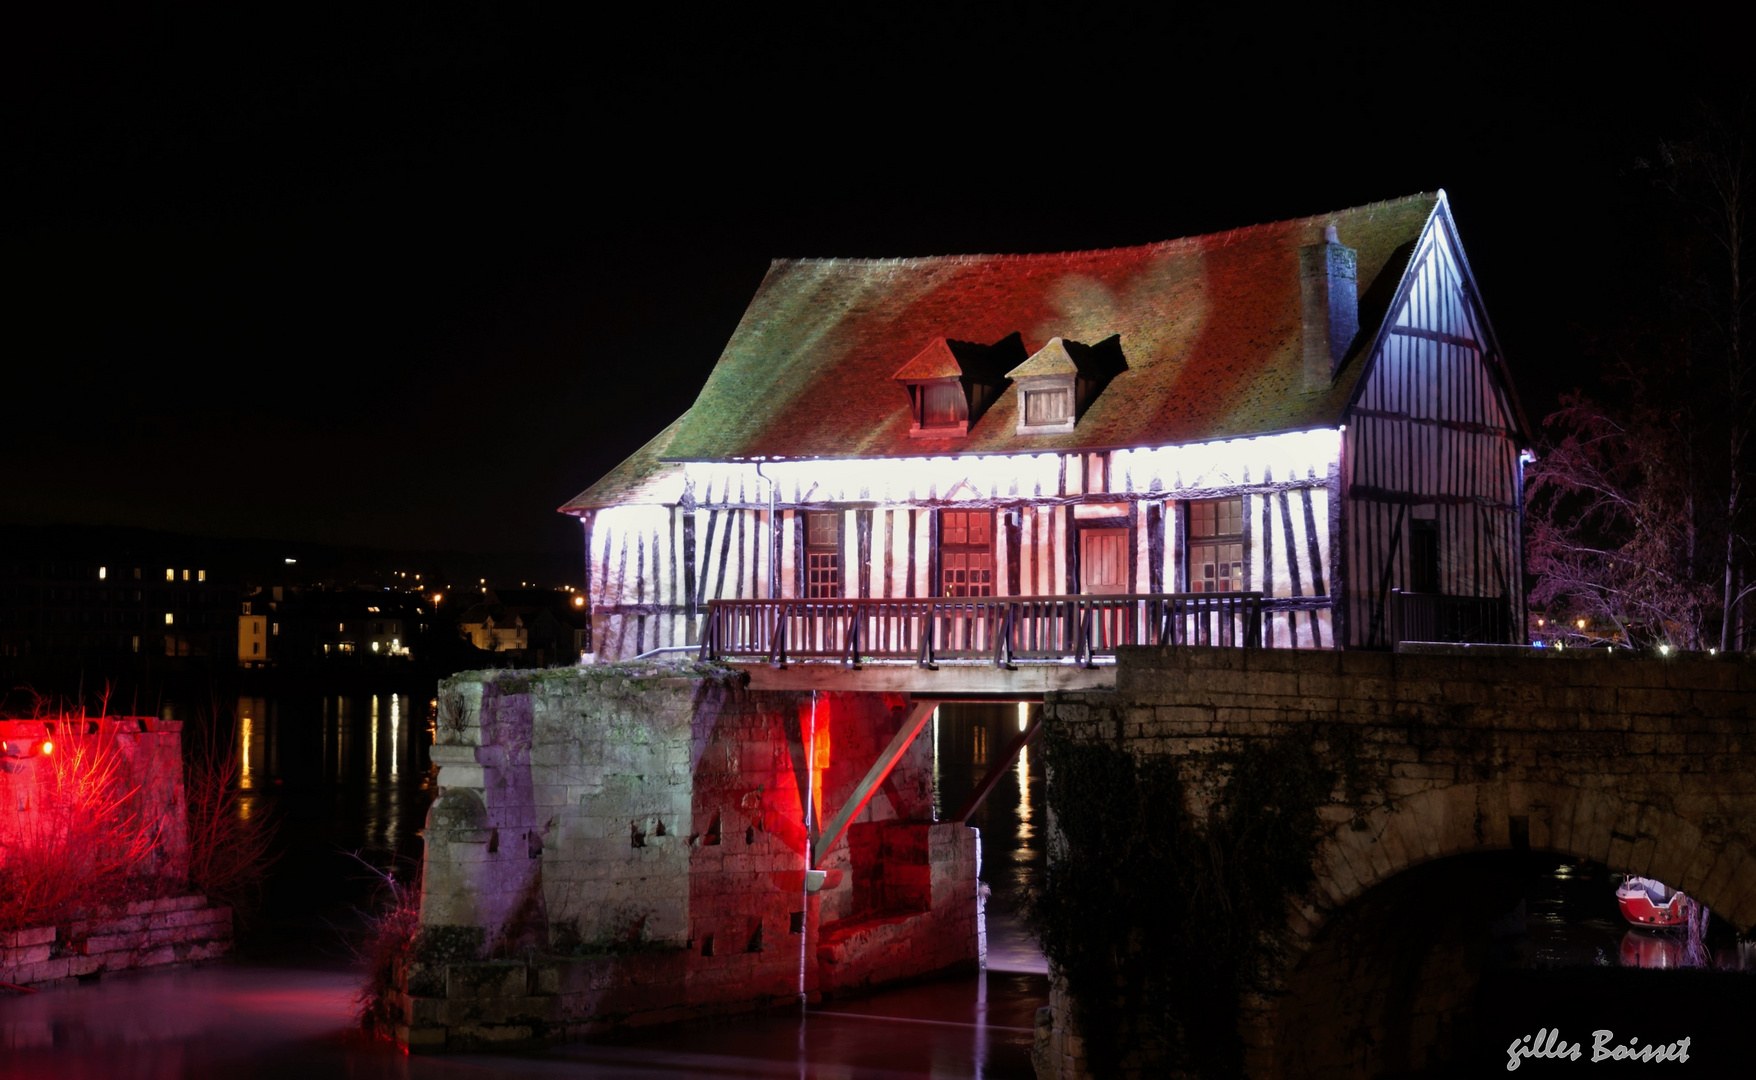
562,192,1531,660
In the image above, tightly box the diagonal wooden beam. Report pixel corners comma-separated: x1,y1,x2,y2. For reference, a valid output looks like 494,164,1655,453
812,697,939,868
951,713,1042,823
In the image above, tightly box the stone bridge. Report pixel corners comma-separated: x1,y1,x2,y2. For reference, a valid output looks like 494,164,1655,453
1037,645,1756,1079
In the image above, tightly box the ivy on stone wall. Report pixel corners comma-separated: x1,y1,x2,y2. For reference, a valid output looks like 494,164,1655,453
1029,729,1333,1078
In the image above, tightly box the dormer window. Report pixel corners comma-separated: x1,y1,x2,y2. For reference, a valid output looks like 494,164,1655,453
893,333,1025,438
915,379,969,434
1022,384,1072,428
1006,335,1127,435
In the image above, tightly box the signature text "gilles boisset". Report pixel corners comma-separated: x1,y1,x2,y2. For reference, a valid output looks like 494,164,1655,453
1508,1029,1691,1069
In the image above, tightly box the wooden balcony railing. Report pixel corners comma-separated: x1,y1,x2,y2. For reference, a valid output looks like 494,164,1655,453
698,593,1296,667
1386,590,1515,647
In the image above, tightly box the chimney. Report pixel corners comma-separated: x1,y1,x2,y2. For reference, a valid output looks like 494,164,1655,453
1299,224,1358,391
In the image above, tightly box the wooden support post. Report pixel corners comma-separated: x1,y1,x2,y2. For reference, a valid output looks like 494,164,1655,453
951,713,1042,823
812,698,939,868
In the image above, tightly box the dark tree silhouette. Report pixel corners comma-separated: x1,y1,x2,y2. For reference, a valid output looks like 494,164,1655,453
1528,105,1756,650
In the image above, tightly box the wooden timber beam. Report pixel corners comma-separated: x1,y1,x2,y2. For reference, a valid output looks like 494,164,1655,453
811,697,939,868
1386,325,1481,349
951,713,1042,824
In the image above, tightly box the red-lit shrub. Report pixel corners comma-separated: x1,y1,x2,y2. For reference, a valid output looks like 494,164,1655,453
354,857,422,1035
0,730,162,932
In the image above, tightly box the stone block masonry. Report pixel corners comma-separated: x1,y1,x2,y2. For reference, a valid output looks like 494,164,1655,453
404,662,980,1051
1036,645,1756,1080
1,716,223,991
0,894,233,990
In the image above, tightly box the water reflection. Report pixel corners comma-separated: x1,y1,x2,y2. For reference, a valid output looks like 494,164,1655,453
241,704,254,789
934,703,1047,975
0,960,1046,1079
179,690,439,939
1621,930,1684,969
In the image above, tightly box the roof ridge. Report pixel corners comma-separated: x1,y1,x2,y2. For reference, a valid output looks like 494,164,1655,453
768,192,1439,268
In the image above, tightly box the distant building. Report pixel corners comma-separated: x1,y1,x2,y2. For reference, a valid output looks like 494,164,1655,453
1,557,237,668
311,597,416,660
235,586,427,666
459,607,526,652
457,589,590,665
237,607,269,666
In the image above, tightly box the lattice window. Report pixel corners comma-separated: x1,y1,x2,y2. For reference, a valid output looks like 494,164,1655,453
939,510,994,597
806,512,841,598
1188,498,1243,593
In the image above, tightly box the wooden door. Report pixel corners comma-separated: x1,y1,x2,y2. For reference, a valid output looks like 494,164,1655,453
1080,529,1129,595
1081,528,1131,649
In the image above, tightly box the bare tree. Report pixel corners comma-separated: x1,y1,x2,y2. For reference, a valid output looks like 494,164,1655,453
1527,388,1713,647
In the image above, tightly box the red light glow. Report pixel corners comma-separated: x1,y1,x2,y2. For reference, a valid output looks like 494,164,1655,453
39,739,53,756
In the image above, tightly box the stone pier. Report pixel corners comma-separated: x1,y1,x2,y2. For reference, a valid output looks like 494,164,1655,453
396,662,981,1050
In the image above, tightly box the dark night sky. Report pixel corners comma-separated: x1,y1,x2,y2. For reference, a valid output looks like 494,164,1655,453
4,8,1747,570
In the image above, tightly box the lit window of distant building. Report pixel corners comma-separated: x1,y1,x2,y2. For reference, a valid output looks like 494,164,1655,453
98,567,107,580
198,570,206,582
272,622,279,635
182,570,190,581
131,636,140,652
166,569,174,581
164,613,174,625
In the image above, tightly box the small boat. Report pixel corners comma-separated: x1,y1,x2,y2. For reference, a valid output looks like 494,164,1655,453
1616,875,1689,928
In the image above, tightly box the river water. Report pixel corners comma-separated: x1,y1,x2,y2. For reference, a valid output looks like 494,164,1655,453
17,689,1745,1076
196,692,1050,968
0,690,1048,1079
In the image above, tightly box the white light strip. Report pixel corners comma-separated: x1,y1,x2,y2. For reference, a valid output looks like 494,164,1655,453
609,427,1344,508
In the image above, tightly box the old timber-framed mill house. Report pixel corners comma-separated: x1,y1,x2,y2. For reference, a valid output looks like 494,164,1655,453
562,191,1532,663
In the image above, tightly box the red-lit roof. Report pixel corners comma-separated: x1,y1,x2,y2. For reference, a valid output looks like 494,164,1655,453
564,193,1444,510
891,338,965,381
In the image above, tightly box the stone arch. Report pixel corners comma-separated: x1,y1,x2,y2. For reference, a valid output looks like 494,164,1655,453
1246,780,1756,1077
1299,781,1756,935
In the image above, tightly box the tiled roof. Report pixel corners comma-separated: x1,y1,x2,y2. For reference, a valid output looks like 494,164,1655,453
1008,337,1080,379
564,193,1444,508
891,337,964,381
1007,335,1122,380
558,417,687,512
